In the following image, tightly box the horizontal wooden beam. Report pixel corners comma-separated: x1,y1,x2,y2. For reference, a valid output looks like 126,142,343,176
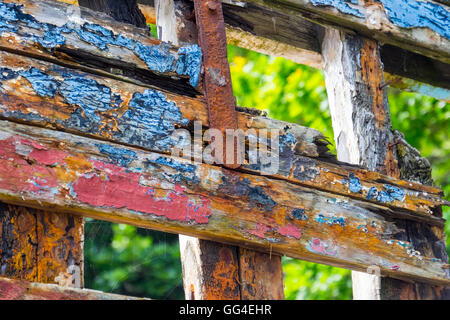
0,0,202,95
0,276,148,300
0,50,446,223
3,0,449,102
136,0,450,93
0,119,448,286
243,0,450,65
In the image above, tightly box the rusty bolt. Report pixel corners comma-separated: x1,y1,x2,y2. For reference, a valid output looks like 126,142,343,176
206,1,219,11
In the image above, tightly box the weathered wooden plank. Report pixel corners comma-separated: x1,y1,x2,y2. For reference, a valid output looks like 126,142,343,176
0,203,84,287
0,120,448,286
0,50,446,222
242,0,450,65
0,276,148,300
0,0,202,94
134,0,450,94
179,237,241,299
78,0,147,28
321,28,449,299
0,0,446,99
238,248,284,299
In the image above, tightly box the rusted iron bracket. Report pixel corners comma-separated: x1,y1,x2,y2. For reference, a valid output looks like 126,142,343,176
193,0,240,169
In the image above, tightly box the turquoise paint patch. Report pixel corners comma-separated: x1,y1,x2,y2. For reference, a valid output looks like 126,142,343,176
315,214,346,227
342,173,362,193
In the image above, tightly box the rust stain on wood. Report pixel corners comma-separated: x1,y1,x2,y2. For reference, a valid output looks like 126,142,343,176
360,39,386,131
238,248,284,300
205,246,241,300
0,203,83,287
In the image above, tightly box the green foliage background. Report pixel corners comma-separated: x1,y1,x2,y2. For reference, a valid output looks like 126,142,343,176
84,46,449,300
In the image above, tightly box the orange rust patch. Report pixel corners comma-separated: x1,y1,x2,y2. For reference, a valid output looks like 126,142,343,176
385,145,401,179
360,39,386,131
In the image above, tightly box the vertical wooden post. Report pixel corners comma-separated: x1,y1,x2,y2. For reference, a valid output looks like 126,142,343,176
156,0,284,300
0,203,84,288
321,28,449,300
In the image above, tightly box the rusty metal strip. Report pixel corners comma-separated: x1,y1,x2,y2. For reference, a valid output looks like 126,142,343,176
193,0,240,169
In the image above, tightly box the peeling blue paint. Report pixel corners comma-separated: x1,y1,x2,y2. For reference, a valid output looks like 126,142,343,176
175,45,202,87
146,156,196,173
343,173,362,193
366,186,379,200
74,22,114,50
218,175,278,212
143,157,199,185
96,144,137,166
315,214,346,227
291,208,308,221
376,0,450,40
119,89,189,151
1,65,190,153
59,76,120,122
37,25,67,48
134,42,176,74
279,133,297,153
366,184,405,203
20,68,58,98
0,67,19,81
377,184,406,203
311,0,364,18
0,1,202,87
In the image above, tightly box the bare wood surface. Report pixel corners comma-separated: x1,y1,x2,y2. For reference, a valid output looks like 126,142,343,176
0,276,148,300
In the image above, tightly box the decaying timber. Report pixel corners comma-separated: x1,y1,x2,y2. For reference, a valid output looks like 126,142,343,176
321,27,449,300
0,0,202,94
155,0,285,300
0,0,448,298
134,0,450,97
0,50,446,221
0,276,148,300
0,120,448,286
0,203,84,287
4,0,450,101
